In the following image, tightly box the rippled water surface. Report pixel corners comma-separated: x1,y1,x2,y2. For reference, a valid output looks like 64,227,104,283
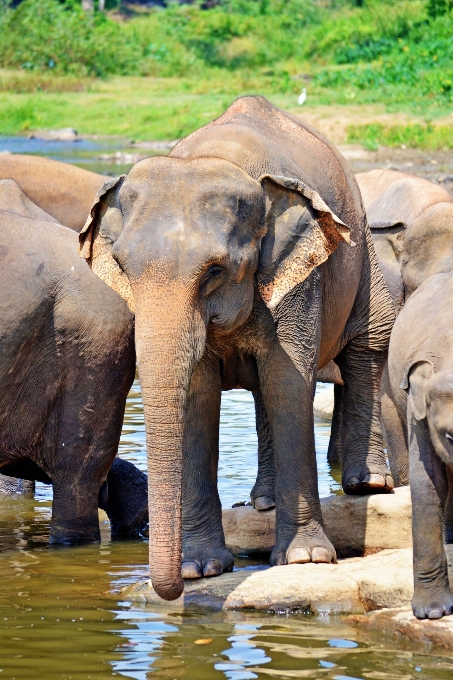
0,137,451,678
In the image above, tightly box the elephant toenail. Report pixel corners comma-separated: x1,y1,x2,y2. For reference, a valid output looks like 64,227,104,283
287,548,311,564
203,559,223,577
345,477,361,491
273,551,287,566
254,496,276,511
363,473,385,487
428,609,442,619
385,475,395,491
311,547,332,563
181,561,202,579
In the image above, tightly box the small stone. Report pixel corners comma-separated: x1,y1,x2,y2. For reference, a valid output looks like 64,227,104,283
28,128,79,142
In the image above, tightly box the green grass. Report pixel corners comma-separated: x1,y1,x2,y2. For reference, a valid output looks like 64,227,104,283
1,0,453,146
0,74,302,139
347,121,453,151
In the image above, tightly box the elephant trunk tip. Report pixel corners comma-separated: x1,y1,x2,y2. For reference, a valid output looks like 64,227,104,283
151,575,184,601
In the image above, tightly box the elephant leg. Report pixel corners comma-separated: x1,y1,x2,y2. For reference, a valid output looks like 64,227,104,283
259,341,336,566
327,384,342,466
251,389,276,511
409,417,453,619
381,362,409,487
336,344,393,494
48,359,131,545
0,474,35,495
51,470,101,545
98,458,148,538
444,466,453,544
181,355,234,579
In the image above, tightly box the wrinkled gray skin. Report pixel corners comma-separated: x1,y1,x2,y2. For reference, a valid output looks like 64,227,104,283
387,271,453,619
355,169,453,486
357,168,453,312
0,159,104,496
0,179,146,543
80,96,394,601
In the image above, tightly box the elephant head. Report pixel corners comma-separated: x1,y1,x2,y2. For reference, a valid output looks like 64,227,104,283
404,361,453,464
79,155,351,600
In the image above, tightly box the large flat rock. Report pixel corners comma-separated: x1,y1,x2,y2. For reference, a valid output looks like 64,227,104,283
347,605,453,648
124,548,416,614
223,486,412,556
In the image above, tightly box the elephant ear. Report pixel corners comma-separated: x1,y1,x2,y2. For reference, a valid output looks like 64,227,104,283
403,360,434,421
79,175,134,313
257,175,353,310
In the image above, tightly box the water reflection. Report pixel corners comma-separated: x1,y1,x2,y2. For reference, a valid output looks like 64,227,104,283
0,315,433,680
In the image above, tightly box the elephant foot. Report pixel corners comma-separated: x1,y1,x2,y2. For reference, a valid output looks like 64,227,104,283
343,462,394,495
270,528,336,566
251,479,276,511
253,495,275,511
412,588,453,620
181,544,234,580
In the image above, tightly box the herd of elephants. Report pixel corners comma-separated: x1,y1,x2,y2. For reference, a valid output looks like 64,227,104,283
1,96,453,621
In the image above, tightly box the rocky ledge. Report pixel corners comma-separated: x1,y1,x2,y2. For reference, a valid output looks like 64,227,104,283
123,488,453,645
347,604,453,648
124,488,415,612
223,485,412,557
125,547,417,614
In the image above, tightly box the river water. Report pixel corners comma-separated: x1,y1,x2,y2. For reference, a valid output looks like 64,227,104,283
1,137,453,679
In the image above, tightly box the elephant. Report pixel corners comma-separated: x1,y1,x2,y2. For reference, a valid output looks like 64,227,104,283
354,170,453,486
356,168,453,312
0,178,145,543
0,153,105,231
322,169,453,473
79,95,395,601
386,270,453,619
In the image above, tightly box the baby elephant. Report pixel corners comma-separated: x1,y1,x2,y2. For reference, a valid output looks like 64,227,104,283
387,270,453,619
0,179,143,543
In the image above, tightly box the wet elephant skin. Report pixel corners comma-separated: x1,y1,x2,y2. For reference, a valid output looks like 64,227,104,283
0,179,140,544
79,96,395,601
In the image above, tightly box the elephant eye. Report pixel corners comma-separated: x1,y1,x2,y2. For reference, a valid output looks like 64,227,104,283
445,433,453,444
208,265,224,278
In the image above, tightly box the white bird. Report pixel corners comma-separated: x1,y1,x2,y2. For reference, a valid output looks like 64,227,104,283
298,87,307,105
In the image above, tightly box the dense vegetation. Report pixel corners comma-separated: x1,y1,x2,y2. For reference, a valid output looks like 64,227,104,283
0,0,452,145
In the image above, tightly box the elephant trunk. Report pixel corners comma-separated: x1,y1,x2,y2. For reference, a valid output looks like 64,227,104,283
134,285,205,601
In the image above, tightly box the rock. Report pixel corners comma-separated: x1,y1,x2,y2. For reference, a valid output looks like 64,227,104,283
222,485,412,557
130,140,179,151
347,545,453,646
28,128,79,142
123,548,415,614
0,475,34,495
97,151,145,165
313,387,334,420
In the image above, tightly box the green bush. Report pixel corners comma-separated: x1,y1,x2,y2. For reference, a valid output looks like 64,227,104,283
0,0,452,109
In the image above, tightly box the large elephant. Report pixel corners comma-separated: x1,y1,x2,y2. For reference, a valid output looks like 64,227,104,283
354,170,453,486
0,154,105,231
79,96,395,601
323,169,453,471
0,179,144,543
386,271,453,619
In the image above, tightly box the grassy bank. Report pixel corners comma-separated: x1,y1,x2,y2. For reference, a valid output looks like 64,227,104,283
0,0,452,147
